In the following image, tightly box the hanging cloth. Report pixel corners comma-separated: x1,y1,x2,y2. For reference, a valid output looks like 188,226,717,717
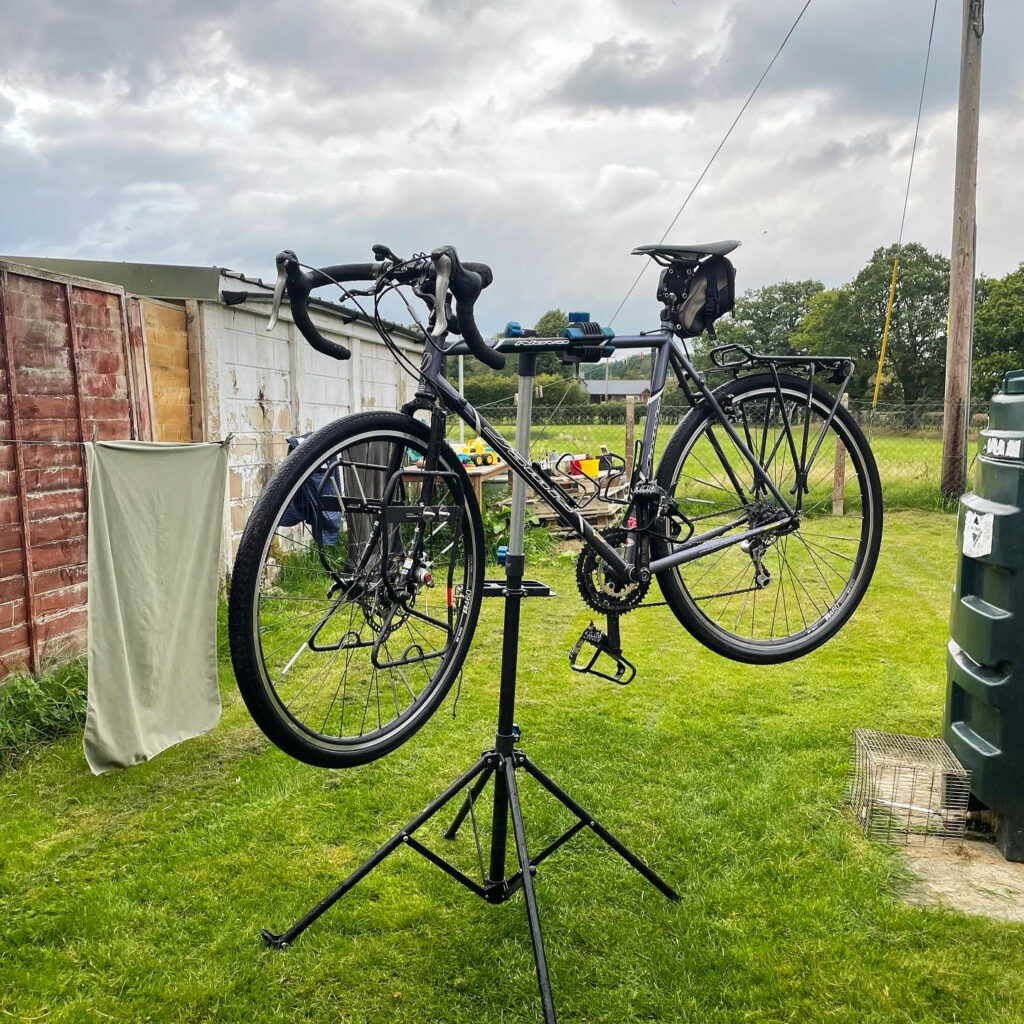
84,440,228,774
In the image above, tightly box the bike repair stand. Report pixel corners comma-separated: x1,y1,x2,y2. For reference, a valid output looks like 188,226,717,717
261,352,680,1024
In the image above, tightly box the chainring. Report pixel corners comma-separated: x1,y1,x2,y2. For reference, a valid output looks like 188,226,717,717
576,528,650,615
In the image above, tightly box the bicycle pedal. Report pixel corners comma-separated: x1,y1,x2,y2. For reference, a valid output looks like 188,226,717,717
569,622,637,685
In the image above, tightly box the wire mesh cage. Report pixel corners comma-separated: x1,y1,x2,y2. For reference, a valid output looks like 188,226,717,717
849,729,971,846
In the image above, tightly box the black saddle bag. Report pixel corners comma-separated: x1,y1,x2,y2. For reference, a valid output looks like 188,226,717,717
675,254,736,338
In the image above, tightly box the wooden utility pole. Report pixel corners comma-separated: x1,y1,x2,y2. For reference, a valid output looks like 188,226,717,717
941,0,984,500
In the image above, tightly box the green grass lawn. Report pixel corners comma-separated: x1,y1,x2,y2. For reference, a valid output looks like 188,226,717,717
454,416,971,513
3,512,1022,1023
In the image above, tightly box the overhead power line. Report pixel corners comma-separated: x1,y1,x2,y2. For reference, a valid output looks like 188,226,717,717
609,0,814,326
898,0,940,248
872,0,940,409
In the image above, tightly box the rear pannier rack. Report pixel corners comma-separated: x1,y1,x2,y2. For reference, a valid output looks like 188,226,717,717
708,342,853,382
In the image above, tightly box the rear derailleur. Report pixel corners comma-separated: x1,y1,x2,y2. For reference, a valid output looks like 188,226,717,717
740,537,772,590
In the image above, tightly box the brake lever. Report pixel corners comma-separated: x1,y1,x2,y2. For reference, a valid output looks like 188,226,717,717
267,250,297,332
431,252,452,337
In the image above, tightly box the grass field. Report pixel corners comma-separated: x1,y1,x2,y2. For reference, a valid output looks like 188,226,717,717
453,417,964,512
3,512,1021,1024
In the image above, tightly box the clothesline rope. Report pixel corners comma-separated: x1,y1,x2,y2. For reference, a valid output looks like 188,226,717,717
0,434,250,447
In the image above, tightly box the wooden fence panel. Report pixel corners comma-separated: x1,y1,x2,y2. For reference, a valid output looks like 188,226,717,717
143,299,192,443
0,261,144,676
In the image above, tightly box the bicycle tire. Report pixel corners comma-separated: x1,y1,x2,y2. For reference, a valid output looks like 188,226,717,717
228,412,485,767
652,373,882,664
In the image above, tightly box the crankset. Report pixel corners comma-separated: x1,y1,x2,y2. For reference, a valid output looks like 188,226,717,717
576,528,649,615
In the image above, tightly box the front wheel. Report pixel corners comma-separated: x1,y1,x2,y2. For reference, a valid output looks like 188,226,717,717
652,373,882,664
228,412,485,767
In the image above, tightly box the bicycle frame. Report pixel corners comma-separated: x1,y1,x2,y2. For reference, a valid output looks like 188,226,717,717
416,326,850,584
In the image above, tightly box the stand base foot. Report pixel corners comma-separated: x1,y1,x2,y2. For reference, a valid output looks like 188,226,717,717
261,929,290,950
260,746,676,1023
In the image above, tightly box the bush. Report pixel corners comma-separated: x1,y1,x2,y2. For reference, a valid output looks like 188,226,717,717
462,373,588,410
0,658,88,767
481,502,556,563
586,401,648,424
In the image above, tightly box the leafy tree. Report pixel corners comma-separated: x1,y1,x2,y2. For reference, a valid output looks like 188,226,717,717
849,243,948,405
972,264,1024,403
717,280,825,355
462,371,518,407
973,351,1020,406
791,287,879,397
463,371,585,409
596,352,653,379
533,309,570,376
533,371,587,405
534,309,569,338
791,243,949,404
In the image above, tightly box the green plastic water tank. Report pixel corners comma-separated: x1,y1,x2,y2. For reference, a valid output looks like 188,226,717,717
945,368,1024,860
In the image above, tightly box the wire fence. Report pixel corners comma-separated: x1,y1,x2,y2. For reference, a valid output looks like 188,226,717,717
846,401,983,511
449,400,983,512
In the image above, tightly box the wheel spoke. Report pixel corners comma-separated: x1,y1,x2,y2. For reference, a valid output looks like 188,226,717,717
664,380,878,651
236,425,481,766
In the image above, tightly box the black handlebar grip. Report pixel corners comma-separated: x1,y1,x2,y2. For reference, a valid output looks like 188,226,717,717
464,261,494,288
306,262,381,290
281,260,383,361
285,274,351,361
454,295,503,370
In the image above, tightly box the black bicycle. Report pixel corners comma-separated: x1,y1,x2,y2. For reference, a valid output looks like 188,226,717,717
228,241,882,768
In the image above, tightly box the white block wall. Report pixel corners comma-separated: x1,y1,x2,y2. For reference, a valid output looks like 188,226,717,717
196,294,419,571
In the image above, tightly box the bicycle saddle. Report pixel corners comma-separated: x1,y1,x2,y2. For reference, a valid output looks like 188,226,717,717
632,240,741,260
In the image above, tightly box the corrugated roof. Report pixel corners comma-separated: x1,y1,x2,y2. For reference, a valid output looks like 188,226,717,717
2,256,224,300
582,379,651,396
1,256,420,341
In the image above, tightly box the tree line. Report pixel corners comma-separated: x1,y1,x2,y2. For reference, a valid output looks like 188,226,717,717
713,243,1024,409
455,245,1024,411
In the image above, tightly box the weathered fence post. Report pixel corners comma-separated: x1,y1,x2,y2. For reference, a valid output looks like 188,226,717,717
833,394,850,515
625,395,636,478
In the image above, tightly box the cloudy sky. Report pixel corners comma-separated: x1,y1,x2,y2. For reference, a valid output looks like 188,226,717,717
1,0,1021,334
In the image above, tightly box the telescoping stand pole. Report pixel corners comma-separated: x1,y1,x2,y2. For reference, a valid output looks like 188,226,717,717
261,352,680,1024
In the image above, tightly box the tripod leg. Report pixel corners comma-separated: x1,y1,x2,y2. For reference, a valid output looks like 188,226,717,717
517,753,680,903
504,757,558,1024
443,765,494,841
263,755,492,948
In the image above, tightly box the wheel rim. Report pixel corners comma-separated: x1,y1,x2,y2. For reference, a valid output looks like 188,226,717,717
662,384,877,650
249,429,478,752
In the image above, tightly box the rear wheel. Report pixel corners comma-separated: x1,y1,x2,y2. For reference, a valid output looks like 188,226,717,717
228,412,484,767
652,373,882,663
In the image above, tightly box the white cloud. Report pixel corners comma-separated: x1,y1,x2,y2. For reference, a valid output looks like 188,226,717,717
1,0,1022,335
